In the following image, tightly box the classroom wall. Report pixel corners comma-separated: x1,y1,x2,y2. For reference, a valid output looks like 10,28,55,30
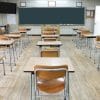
0,0,100,35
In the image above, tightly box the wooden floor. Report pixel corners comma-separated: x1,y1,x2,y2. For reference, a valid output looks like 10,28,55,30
0,36,100,100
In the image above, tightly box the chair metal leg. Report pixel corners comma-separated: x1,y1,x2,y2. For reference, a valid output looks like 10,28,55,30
31,73,33,100
97,54,100,70
2,59,6,75
68,72,70,100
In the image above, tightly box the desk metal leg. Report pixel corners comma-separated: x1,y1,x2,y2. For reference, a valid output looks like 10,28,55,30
39,46,42,56
9,46,12,72
2,59,5,75
31,73,32,100
97,53,100,70
68,72,70,100
14,42,18,60
12,44,16,66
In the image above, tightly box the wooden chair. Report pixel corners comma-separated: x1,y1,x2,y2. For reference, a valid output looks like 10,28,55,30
41,49,59,57
80,30,90,38
0,56,5,75
41,25,60,35
34,65,68,100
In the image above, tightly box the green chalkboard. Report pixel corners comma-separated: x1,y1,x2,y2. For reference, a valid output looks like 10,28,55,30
19,7,85,24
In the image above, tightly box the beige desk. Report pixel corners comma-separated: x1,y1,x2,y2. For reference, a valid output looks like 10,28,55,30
24,57,74,73
41,34,60,40
10,32,20,34
0,39,15,71
5,34,23,58
5,34,22,39
24,57,74,100
82,34,96,38
0,39,15,46
37,41,62,47
19,30,27,33
37,41,62,56
41,34,59,38
82,34,96,47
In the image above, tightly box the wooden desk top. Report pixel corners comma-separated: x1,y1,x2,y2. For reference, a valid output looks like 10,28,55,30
76,30,81,33
37,41,62,46
5,34,22,38
0,39,15,46
10,32,20,34
82,34,96,38
41,34,59,38
24,57,74,73
19,30,27,33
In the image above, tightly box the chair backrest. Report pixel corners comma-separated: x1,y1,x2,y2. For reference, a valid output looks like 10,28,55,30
41,50,59,57
18,27,26,31
96,36,100,41
41,25,60,35
80,30,90,38
34,65,68,93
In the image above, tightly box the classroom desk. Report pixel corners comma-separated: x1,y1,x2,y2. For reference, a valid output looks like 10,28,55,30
41,34,59,40
81,34,97,58
5,34,23,58
24,57,75,100
82,34,96,47
37,41,62,56
19,30,27,33
0,39,15,71
10,31,20,34
5,34,22,39
82,34,96,38
37,41,62,47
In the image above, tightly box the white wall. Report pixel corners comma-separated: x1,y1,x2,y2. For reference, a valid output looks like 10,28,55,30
0,14,7,25
0,0,99,35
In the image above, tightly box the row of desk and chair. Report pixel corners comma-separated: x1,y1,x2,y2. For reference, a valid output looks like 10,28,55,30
24,25,75,100
73,27,100,69
1,25,99,100
0,27,31,75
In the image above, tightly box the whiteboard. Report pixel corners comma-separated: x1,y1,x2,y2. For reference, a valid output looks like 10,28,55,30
7,14,16,24
94,6,100,35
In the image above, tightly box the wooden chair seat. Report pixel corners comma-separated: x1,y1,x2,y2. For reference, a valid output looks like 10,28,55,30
96,36,100,41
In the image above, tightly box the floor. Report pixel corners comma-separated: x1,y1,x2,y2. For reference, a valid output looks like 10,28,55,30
0,36,100,100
